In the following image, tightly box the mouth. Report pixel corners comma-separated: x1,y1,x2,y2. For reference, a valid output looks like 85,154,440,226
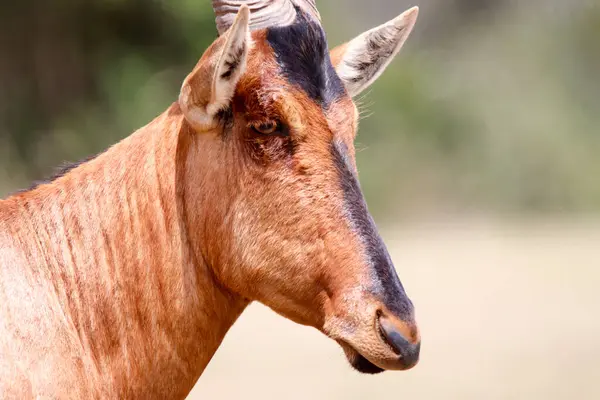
340,317,400,375
335,311,420,374
338,340,385,374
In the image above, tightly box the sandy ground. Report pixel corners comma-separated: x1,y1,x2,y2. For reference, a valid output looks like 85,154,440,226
187,219,600,400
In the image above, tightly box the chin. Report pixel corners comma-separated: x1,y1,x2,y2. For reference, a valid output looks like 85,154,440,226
340,343,386,374
351,354,386,374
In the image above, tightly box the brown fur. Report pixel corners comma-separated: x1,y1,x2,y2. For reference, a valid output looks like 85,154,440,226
0,15,419,399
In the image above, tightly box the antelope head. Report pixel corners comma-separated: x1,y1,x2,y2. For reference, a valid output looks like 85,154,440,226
179,0,420,373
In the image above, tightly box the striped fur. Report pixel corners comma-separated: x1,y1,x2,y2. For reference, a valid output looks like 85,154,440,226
0,5,420,398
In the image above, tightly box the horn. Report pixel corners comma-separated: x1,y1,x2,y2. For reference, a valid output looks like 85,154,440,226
295,0,320,21
212,0,321,35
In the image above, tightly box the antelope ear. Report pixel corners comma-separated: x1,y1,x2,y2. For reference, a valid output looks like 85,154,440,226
331,7,418,98
179,5,251,130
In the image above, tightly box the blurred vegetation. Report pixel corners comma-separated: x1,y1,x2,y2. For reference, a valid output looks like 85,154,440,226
0,0,599,220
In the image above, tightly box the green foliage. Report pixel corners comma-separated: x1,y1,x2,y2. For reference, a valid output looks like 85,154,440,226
1,1,598,218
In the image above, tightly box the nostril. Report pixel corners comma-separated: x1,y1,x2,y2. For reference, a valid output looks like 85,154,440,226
378,314,421,368
378,315,409,355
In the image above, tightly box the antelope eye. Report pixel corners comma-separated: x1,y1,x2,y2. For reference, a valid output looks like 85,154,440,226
251,120,284,135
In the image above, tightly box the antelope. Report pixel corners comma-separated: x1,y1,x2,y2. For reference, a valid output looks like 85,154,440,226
0,1,421,398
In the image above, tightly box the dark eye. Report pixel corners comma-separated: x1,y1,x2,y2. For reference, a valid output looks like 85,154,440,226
251,120,286,136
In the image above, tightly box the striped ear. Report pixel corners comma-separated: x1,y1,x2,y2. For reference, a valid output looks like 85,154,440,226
331,7,418,98
179,6,251,130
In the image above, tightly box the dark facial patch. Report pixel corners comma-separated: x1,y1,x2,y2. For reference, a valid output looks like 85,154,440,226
266,11,346,108
331,140,413,321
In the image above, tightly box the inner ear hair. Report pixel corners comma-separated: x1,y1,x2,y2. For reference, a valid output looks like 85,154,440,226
179,5,251,131
333,6,418,97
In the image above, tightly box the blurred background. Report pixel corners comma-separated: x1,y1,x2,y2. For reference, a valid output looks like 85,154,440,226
1,0,599,398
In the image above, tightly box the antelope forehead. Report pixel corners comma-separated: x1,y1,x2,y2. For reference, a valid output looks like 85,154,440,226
266,15,346,108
